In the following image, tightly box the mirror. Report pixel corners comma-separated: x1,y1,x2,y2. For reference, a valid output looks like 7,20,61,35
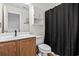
3,3,30,33
8,12,20,32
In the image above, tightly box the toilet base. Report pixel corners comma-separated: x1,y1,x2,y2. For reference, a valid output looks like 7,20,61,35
37,52,59,56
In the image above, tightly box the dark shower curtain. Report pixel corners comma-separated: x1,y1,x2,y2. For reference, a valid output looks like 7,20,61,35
44,3,79,56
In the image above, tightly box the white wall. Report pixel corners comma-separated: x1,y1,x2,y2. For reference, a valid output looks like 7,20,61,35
21,8,29,32
0,4,3,33
29,5,44,36
0,3,60,35
29,3,61,44
29,3,61,35
3,4,29,32
31,3,61,12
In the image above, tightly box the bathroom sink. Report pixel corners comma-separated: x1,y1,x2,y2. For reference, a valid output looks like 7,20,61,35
0,32,35,42
0,32,35,40
18,32,33,37
0,35,14,39
17,34,32,38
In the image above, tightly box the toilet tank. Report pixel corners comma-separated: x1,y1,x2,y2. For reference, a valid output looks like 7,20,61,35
36,35,44,45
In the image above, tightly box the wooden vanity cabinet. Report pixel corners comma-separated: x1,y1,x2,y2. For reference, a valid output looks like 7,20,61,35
0,37,36,56
0,41,17,56
19,37,36,56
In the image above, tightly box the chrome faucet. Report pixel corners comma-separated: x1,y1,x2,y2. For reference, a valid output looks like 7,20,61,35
15,30,17,36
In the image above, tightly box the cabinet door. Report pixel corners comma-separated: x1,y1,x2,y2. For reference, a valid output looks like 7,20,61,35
20,37,36,56
0,41,17,56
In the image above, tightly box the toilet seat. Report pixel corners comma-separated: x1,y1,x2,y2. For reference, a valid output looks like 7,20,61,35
38,44,51,53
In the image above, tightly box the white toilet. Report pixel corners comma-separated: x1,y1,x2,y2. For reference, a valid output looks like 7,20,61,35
36,35,52,56
36,35,58,56
38,44,52,56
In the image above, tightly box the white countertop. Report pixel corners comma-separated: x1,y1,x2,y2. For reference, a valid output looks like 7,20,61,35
0,32,36,42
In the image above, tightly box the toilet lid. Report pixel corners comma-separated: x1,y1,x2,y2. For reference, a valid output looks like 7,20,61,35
38,44,51,51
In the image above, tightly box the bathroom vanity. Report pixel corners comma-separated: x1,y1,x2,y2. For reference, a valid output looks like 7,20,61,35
0,3,44,56
0,33,36,56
